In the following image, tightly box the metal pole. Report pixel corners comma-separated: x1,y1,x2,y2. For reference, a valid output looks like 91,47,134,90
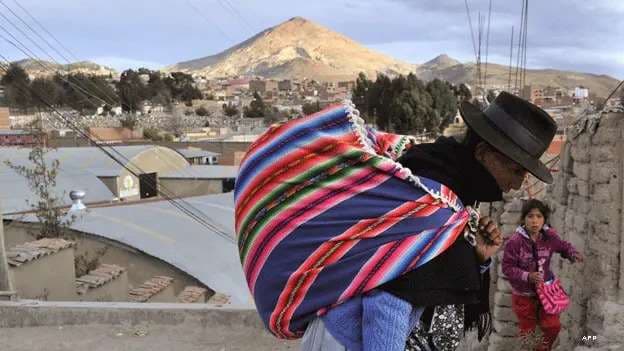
0,201,16,299
618,125,624,304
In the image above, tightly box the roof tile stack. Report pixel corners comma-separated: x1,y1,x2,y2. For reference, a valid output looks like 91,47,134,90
207,292,230,305
7,238,75,267
128,276,174,302
177,286,208,303
75,264,127,295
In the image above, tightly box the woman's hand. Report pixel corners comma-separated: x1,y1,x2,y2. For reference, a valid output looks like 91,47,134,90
572,252,584,263
474,215,503,263
528,272,544,285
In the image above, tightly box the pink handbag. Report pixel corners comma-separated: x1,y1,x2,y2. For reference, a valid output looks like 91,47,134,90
536,278,570,314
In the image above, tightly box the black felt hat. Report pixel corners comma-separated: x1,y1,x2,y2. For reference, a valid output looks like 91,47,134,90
459,91,557,183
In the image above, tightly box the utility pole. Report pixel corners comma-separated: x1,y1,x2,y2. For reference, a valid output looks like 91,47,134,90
0,201,16,300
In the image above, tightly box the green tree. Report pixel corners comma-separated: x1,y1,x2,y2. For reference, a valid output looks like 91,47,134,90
389,91,420,134
31,77,63,108
195,106,210,116
263,106,286,126
352,72,372,122
164,72,201,104
1,64,31,111
143,70,172,108
88,75,118,107
426,79,458,132
116,69,147,113
58,74,95,113
370,74,394,130
4,131,106,277
143,127,163,141
302,101,322,115
4,139,74,239
244,91,266,117
223,102,239,117
455,83,472,102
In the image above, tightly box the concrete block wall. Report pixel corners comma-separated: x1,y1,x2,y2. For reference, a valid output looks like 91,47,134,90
8,241,77,301
548,113,624,350
484,112,624,350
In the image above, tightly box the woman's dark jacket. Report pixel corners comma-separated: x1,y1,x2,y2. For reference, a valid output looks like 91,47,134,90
379,136,503,336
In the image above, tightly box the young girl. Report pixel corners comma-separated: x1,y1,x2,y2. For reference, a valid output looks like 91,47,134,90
502,199,583,351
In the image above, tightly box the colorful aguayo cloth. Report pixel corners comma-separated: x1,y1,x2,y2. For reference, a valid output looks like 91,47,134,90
234,102,471,339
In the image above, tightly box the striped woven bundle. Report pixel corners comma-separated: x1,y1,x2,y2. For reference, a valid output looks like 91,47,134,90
234,102,471,339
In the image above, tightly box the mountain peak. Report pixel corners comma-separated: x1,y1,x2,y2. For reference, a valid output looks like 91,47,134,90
168,17,416,80
271,16,323,34
287,16,309,23
423,54,460,68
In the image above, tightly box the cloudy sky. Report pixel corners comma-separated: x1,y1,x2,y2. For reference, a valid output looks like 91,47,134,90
1,0,623,78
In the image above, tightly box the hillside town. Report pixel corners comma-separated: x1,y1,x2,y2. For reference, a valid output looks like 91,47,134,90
1,2,624,351
1,65,618,149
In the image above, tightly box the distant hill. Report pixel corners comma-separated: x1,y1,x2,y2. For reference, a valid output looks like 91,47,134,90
419,54,461,71
166,16,417,81
11,59,117,78
416,60,618,98
167,16,619,97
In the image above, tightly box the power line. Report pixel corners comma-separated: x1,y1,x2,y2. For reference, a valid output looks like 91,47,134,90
483,0,492,93
0,3,234,240
11,0,81,62
184,0,236,43
0,0,119,106
0,0,71,63
0,8,195,180
217,0,255,35
507,26,514,92
514,0,526,93
0,27,113,108
0,56,233,242
522,0,529,92
464,0,478,61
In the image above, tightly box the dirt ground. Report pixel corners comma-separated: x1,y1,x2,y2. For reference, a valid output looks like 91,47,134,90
0,324,299,351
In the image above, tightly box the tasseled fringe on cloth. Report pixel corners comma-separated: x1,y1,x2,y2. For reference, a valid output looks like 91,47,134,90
464,270,494,341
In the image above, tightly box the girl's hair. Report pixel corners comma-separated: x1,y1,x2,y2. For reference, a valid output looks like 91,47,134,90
520,198,551,224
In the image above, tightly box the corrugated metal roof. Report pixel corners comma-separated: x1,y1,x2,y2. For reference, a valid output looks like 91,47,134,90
0,145,191,213
175,148,220,159
0,145,187,177
0,129,33,136
47,192,249,305
0,169,114,214
160,165,237,179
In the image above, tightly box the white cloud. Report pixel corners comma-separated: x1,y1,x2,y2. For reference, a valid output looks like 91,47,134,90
2,0,623,78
